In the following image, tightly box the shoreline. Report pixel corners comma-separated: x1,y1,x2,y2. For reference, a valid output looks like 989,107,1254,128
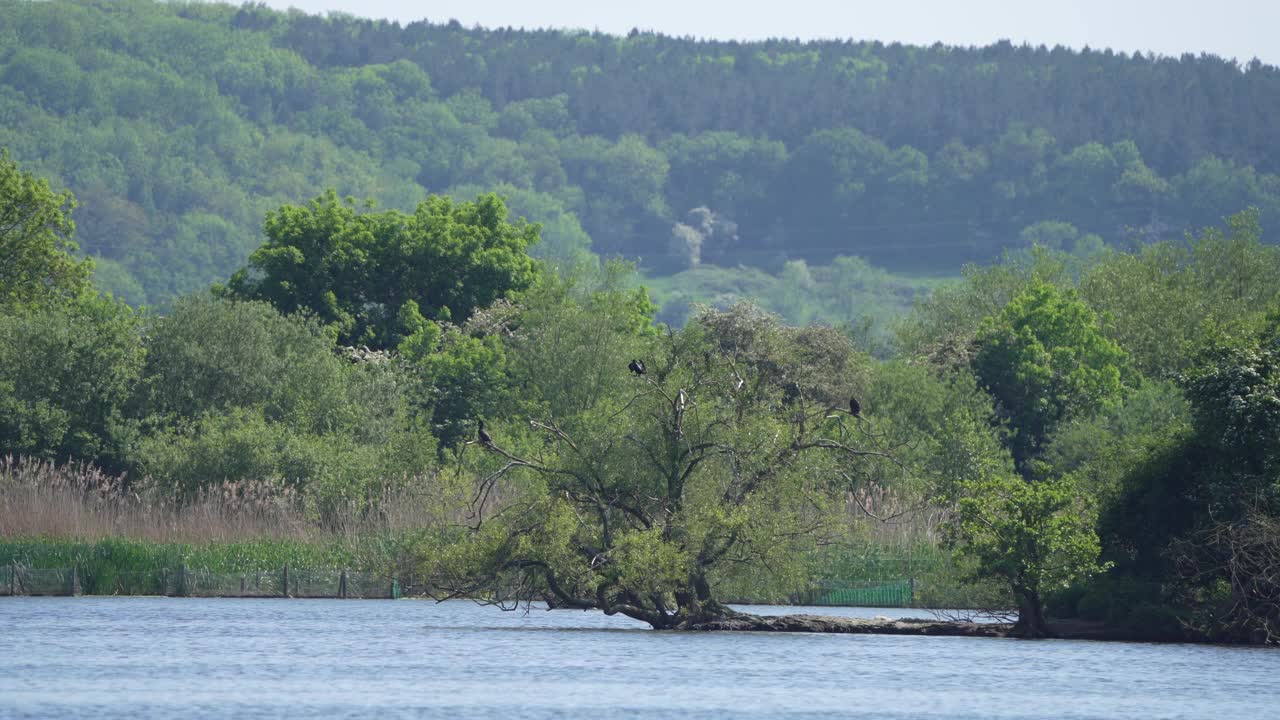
691,613,1012,637
688,613,1204,644
0,593,1216,645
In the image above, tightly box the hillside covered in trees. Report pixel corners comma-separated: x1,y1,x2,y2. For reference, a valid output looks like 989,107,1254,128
2,0,1278,313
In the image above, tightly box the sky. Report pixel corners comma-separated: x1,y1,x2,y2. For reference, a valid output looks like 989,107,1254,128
262,0,1279,67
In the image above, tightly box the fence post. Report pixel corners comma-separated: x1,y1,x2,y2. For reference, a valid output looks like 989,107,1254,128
339,569,347,599
909,577,916,606
175,564,186,597
391,576,400,600
71,565,81,596
282,565,289,598
8,562,14,596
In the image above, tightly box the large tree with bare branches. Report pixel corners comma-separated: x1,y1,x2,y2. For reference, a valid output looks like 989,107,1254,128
424,302,895,628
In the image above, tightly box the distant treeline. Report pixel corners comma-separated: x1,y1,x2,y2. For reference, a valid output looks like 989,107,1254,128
1,0,1278,304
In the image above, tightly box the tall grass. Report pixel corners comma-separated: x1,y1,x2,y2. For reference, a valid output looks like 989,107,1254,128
824,486,1010,609
0,455,463,579
714,482,1003,608
2,456,293,542
2,455,991,605
0,455,455,542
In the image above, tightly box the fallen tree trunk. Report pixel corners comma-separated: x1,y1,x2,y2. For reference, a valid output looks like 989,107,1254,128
685,612,1012,637
683,612,1206,643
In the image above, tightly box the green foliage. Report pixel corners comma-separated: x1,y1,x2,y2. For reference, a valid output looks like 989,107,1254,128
426,302,896,627
1170,318,1280,525
1080,208,1280,378
227,190,540,348
892,247,1074,365
4,66,1280,637
134,407,382,517
1182,323,1280,467
1046,574,1184,640
505,261,658,421
952,471,1107,635
446,183,597,271
561,133,670,256
1086,316,1280,642
132,404,437,524
0,147,92,309
140,296,362,428
0,294,143,471
887,211,1280,640
972,281,1130,469
0,536,393,578
132,295,434,513
403,324,510,449
1019,220,1099,252
865,361,1012,499
1041,379,1192,507
881,312,1115,633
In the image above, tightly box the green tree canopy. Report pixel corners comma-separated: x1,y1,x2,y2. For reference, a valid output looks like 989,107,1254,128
1181,317,1280,480
140,296,375,433
972,280,1130,470
0,148,93,309
425,303,893,629
227,190,540,348
951,471,1107,638
134,295,434,512
1080,209,1280,378
0,294,143,471
1094,314,1280,642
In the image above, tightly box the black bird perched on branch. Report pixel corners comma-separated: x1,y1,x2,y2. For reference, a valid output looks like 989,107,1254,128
477,419,492,445
849,397,861,417
628,359,646,375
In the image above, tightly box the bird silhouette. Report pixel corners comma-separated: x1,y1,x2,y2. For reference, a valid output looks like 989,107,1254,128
477,419,492,445
628,359,646,375
849,397,861,417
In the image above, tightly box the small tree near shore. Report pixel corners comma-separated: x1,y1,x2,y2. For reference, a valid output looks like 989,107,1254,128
951,471,1107,638
955,280,1122,637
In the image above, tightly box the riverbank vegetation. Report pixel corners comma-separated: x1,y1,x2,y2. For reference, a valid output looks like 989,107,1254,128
2,0,1279,319
3,142,1277,642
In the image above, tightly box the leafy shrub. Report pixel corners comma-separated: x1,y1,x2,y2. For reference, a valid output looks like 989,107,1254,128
0,295,143,471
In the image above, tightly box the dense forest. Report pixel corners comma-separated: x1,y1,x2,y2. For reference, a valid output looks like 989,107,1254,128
1,0,1278,317
3,140,1279,640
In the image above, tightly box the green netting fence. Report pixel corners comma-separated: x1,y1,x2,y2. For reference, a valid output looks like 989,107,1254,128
0,563,909,607
0,564,401,599
1,565,78,596
788,580,916,608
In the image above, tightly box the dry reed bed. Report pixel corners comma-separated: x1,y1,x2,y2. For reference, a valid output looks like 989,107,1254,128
1,455,978,603
0,455,455,544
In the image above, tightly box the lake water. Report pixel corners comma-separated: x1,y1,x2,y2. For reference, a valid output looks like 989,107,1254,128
0,598,1276,719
